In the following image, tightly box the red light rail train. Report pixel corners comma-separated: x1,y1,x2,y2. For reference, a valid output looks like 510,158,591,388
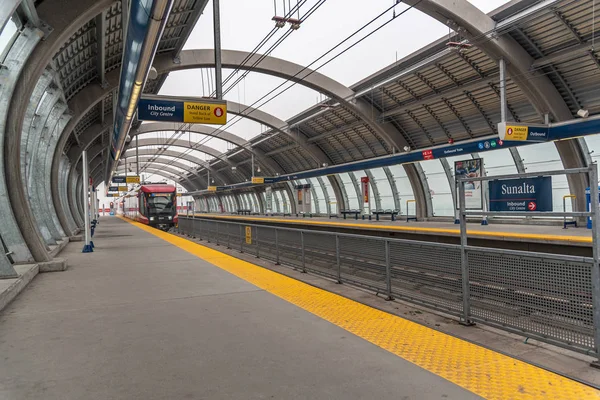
122,184,178,231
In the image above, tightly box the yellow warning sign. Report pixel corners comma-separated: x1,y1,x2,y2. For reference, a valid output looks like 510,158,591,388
208,186,217,192
245,226,252,244
251,177,264,184
505,125,528,141
183,101,227,125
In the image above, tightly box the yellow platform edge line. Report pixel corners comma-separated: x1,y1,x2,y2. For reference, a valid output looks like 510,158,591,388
122,217,600,400
189,213,593,244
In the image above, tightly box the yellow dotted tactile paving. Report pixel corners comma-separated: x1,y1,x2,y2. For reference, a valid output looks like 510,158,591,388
123,217,600,399
193,213,593,244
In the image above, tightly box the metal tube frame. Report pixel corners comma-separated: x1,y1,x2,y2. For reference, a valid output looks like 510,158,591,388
82,150,92,252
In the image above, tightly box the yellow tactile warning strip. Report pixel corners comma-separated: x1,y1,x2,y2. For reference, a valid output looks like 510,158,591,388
193,213,593,244
122,217,600,399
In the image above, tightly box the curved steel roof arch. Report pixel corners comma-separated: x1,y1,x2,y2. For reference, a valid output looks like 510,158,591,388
129,119,284,176
119,156,201,177
123,138,246,181
131,138,226,161
115,164,194,186
132,121,246,147
121,148,228,186
153,49,410,156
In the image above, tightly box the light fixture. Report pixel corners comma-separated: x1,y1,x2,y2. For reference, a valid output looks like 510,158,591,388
322,163,328,167
257,166,261,173
577,109,589,118
231,166,237,171
403,146,411,152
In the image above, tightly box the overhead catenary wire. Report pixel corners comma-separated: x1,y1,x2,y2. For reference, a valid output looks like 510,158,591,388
143,1,410,179
141,0,318,178
216,0,310,93
221,0,325,97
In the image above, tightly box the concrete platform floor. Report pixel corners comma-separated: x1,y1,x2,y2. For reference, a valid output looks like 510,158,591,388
0,217,481,400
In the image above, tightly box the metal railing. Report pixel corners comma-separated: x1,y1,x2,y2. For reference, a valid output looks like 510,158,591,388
456,164,599,359
177,213,597,358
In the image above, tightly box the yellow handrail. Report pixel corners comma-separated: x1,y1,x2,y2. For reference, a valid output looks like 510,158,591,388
406,200,417,222
563,194,577,229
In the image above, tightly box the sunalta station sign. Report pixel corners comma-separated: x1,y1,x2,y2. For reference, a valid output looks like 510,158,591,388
489,177,552,212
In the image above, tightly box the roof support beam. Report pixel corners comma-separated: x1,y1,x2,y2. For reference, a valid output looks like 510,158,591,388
153,48,410,155
95,11,108,88
17,0,40,27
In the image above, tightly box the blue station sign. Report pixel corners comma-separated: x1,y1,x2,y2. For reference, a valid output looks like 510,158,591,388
111,176,127,184
489,177,553,212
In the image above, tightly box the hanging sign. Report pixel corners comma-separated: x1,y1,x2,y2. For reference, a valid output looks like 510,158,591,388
455,158,483,210
251,177,264,184
489,177,552,212
137,95,227,125
497,122,549,142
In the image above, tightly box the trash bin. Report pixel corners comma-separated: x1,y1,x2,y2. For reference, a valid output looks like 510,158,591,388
586,187,600,229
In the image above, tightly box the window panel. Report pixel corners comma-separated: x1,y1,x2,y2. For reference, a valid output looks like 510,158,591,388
308,178,326,214
280,189,291,214
387,165,415,215
419,160,453,216
0,16,19,63
321,177,337,214
369,168,395,210
338,172,359,209
480,148,518,176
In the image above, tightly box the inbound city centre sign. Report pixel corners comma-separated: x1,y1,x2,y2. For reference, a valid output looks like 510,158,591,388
137,94,227,125
489,177,552,212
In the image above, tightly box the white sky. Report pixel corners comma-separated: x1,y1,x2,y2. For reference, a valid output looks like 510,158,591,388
107,0,509,195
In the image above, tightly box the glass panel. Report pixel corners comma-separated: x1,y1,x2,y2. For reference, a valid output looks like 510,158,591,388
387,164,414,215
338,173,359,209
519,142,569,212
274,190,283,213
308,178,326,214
369,168,395,210
0,16,19,63
480,148,518,176
280,188,291,214
321,177,338,214
250,192,260,213
419,160,453,216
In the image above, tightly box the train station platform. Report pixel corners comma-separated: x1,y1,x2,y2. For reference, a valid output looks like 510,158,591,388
190,213,593,255
1,217,599,399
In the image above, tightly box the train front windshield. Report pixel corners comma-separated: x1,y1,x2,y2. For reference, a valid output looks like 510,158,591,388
147,193,176,215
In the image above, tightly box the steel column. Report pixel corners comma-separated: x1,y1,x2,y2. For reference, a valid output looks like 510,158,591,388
212,0,223,99
82,150,92,252
458,179,473,325
590,164,600,365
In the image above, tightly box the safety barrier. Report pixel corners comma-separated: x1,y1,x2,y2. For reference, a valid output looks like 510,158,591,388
177,215,597,358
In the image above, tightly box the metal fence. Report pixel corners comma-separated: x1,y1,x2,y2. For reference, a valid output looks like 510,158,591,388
176,215,597,357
